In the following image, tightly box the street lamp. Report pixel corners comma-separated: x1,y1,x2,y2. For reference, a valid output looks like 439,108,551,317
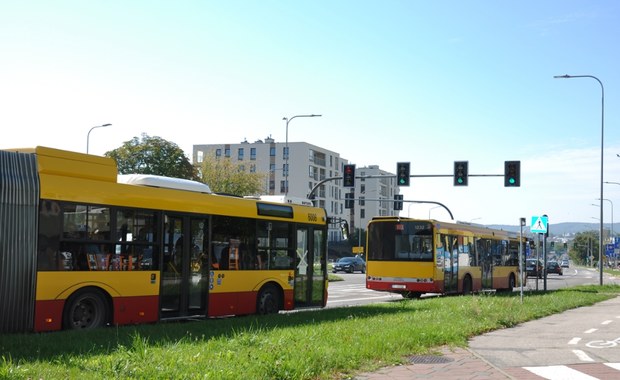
283,114,322,196
596,198,614,239
428,205,442,219
86,123,112,154
554,74,605,286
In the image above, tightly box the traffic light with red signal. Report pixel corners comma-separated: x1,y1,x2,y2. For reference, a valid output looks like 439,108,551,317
343,164,356,187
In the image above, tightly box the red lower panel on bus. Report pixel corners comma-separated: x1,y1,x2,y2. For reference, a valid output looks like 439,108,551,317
33,295,159,332
207,289,294,317
34,299,64,332
208,291,257,316
113,295,159,325
367,279,439,293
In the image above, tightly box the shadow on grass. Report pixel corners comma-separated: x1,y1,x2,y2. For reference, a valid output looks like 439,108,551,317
1,299,422,361
3,284,619,362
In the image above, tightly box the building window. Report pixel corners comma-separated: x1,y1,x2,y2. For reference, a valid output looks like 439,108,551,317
283,146,289,160
215,149,222,157
250,164,256,173
225,148,231,158
238,148,244,160
250,148,257,160
270,147,276,157
197,151,204,163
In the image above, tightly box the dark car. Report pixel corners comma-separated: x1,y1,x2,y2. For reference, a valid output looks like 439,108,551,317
547,261,563,275
332,256,366,273
525,259,543,278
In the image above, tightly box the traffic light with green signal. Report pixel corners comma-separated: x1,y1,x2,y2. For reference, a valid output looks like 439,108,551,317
504,161,521,187
453,161,469,186
396,162,410,186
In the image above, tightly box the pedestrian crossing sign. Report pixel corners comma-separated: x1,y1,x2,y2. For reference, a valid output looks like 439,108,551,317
530,216,548,234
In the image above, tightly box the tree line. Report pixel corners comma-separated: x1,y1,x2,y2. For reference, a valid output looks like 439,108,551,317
105,134,264,197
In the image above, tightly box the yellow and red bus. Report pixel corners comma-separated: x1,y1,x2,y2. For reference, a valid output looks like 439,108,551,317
0,147,328,333
366,217,522,298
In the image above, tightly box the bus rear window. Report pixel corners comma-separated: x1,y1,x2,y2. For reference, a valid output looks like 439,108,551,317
368,221,433,261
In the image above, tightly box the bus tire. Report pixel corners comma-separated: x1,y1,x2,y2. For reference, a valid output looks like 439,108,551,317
508,273,516,289
257,284,281,314
63,287,109,330
402,291,421,299
462,275,473,295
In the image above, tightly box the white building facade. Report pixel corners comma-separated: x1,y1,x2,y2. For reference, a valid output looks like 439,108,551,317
193,138,400,243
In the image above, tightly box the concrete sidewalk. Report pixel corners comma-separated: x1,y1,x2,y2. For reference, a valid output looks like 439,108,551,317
354,345,514,380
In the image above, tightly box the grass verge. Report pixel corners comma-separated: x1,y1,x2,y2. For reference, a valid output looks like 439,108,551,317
1,285,619,379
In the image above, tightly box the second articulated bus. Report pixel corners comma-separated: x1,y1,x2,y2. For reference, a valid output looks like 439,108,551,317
366,217,523,298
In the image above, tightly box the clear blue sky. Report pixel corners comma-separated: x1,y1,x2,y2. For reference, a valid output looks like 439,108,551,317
1,1,619,226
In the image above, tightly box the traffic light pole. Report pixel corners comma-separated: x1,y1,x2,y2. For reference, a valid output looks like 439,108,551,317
306,173,510,201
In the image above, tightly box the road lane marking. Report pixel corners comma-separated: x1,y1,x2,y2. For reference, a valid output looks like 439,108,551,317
568,337,581,345
602,320,613,325
605,363,620,370
584,328,598,334
572,349,595,362
524,364,597,379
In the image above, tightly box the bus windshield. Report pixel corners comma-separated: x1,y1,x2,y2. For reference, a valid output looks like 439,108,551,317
368,220,433,261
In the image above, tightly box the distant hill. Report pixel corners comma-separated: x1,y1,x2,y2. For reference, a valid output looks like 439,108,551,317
486,222,610,236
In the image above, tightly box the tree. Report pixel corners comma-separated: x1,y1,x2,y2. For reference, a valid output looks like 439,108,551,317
570,230,599,266
105,134,197,180
197,155,264,196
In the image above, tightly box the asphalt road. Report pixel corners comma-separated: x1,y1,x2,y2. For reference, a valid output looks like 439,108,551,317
326,265,613,308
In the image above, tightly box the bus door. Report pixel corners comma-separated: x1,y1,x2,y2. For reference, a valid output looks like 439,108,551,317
443,235,459,293
160,214,208,318
479,239,493,289
293,226,326,308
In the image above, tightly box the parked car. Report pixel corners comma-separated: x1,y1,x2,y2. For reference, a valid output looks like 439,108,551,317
560,259,569,268
525,258,543,278
332,256,366,273
547,261,563,275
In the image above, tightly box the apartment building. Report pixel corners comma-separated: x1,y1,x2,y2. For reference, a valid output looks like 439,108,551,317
193,138,400,242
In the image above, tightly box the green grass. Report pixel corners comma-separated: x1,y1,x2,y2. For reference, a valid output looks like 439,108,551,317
2,285,619,379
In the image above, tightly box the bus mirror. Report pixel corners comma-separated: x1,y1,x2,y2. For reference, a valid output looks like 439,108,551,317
340,221,350,240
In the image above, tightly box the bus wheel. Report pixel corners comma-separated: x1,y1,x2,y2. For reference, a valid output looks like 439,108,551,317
508,273,516,289
63,288,108,330
462,275,473,295
257,285,281,314
402,291,421,299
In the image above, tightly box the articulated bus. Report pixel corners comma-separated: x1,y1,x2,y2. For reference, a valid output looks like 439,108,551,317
366,217,522,298
0,147,328,333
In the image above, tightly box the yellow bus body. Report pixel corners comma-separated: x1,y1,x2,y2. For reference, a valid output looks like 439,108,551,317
366,217,522,297
1,147,328,333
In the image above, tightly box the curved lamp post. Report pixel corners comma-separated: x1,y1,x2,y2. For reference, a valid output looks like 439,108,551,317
86,123,112,154
282,114,321,195
554,74,604,285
